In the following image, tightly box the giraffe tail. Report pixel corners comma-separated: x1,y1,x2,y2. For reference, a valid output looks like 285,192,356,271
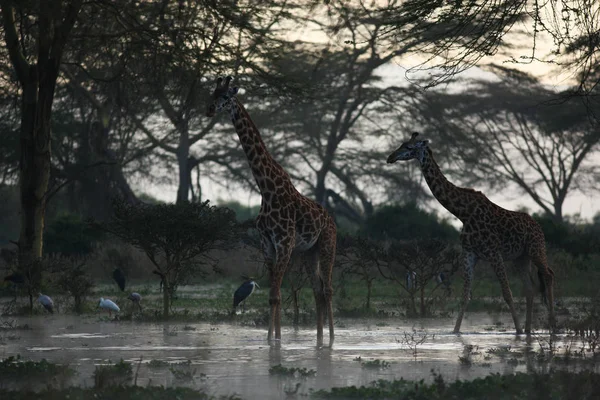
537,266,555,306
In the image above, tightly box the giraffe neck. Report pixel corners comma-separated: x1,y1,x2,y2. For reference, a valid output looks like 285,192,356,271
419,148,471,221
229,98,290,195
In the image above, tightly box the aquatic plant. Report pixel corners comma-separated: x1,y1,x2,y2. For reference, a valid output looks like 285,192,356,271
360,359,390,369
312,370,600,399
269,364,316,378
147,359,169,368
0,386,242,399
0,355,75,386
93,359,133,389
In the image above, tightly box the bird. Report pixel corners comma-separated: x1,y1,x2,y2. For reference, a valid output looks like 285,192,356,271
405,270,417,291
127,292,142,312
112,268,126,292
3,272,25,302
232,278,259,314
3,272,25,285
98,297,120,317
436,271,452,295
38,293,54,314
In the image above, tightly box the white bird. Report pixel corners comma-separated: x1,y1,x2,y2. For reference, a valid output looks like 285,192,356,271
38,293,54,314
98,297,120,317
127,292,142,312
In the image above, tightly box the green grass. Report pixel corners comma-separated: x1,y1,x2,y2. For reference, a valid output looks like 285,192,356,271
312,370,600,399
0,387,241,400
0,356,75,383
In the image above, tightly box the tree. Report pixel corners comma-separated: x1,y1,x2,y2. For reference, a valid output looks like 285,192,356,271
352,0,600,138
377,239,461,317
1,0,84,265
361,203,458,242
403,67,600,221
336,234,382,310
124,0,295,204
250,2,430,222
97,199,237,318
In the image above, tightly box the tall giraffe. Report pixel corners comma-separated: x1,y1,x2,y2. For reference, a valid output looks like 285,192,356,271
206,76,336,344
387,132,556,334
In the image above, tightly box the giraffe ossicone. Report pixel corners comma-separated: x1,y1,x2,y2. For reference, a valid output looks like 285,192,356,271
207,76,337,345
387,132,556,335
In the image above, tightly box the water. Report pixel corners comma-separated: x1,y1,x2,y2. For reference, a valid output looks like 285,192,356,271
0,312,588,398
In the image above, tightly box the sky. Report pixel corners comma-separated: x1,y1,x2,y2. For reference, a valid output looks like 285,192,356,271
138,6,599,223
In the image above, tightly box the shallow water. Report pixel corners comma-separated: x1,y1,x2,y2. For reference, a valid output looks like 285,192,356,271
0,312,592,398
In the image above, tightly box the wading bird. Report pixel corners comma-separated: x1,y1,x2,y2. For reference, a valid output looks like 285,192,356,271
38,293,54,314
405,270,417,291
112,268,126,291
98,297,120,317
232,278,259,314
3,272,25,303
127,292,142,312
436,271,452,295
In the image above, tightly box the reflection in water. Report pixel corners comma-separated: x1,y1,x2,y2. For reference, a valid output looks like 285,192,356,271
0,313,593,399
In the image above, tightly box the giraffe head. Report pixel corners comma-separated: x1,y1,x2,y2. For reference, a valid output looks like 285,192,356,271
206,76,239,117
386,132,429,164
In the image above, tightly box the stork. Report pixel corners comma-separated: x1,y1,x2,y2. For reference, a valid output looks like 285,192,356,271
98,297,120,317
112,268,126,292
127,292,142,312
232,278,259,314
3,272,25,302
405,270,417,291
38,293,54,314
436,271,452,295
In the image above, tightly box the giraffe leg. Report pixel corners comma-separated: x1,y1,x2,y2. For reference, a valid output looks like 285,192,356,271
530,250,556,332
269,241,293,342
453,252,477,334
490,255,523,335
318,218,336,346
516,257,534,334
303,246,325,346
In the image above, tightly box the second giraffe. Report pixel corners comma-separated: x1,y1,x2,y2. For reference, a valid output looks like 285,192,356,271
387,132,556,335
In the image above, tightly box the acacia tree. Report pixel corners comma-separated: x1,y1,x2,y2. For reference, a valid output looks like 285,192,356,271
98,199,237,318
125,0,294,204
1,0,83,265
378,239,461,317
244,1,432,222
403,67,600,221
365,0,600,118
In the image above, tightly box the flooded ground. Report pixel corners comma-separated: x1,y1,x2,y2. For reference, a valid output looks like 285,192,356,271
0,312,593,399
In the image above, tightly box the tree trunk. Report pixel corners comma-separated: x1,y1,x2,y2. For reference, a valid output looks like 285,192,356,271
176,120,191,204
420,285,426,317
315,170,327,206
162,280,170,318
1,0,84,265
292,289,300,326
18,78,54,265
366,279,372,309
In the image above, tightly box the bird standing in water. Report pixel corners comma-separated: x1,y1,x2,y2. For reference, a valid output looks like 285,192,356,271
232,278,259,314
98,297,120,317
38,293,54,314
128,292,142,312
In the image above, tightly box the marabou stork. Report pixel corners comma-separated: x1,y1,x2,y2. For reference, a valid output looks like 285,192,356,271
112,268,126,292
232,277,259,314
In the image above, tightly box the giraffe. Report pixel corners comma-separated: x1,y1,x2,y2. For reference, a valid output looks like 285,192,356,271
206,76,336,345
386,132,556,335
